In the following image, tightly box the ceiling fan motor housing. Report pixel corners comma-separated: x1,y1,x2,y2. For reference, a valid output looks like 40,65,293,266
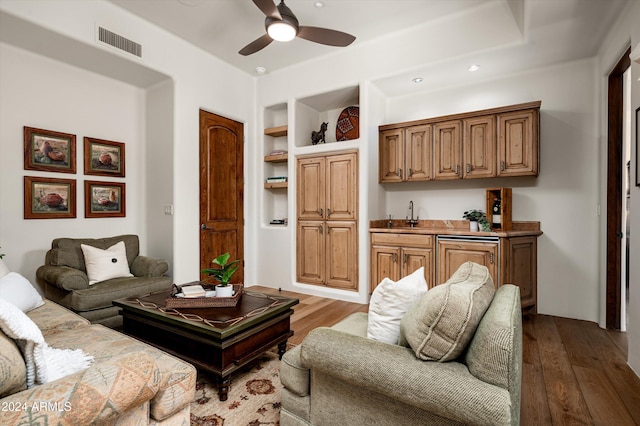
265,1,299,35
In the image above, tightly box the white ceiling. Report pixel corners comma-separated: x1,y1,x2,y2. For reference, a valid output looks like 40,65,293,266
106,0,629,85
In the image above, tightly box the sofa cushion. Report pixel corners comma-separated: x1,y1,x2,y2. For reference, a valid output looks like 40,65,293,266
0,331,26,397
367,267,428,345
46,235,140,271
0,272,44,312
27,300,90,337
399,262,495,362
281,345,309,397
81,241,133,285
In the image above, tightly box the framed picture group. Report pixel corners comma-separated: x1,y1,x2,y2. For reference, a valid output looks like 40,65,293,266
23,126,126,219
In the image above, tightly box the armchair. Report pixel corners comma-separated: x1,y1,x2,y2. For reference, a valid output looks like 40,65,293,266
36,234,171,328
280,284,522,425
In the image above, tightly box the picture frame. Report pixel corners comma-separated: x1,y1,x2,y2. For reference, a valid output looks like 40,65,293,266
84,137,125,177
24,126,76,174
84,180,126,218
24,176,76,219
636,106,640,187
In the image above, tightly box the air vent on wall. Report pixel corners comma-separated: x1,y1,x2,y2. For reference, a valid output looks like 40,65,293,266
98,26,142,58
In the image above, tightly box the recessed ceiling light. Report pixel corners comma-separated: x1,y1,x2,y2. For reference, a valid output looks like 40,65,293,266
412,77,423,83
314,1,325,8
468,64,480,72
256,66,267,75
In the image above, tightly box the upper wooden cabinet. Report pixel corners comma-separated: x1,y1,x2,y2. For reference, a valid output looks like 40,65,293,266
379,101,540,182
379,125,432,183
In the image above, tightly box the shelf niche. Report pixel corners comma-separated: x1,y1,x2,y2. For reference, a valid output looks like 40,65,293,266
263,103,289,227
294,85,360,148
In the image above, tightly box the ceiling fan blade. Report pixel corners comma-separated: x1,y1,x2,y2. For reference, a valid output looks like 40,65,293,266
239,33,274,56
297,26,356,47
252,0,282,20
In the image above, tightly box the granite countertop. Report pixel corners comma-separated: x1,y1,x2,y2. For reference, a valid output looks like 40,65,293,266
369,219,542,237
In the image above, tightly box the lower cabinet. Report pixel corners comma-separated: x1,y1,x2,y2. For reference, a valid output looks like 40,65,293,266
298,221,357,290
370,233,434,292
370,231,538,312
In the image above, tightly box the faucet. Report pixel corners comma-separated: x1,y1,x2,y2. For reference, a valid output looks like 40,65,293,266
406,201,419,227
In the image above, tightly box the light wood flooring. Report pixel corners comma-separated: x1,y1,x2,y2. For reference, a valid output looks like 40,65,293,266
252,286,640,425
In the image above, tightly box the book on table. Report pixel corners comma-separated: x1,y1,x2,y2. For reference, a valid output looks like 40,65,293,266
181,284,206,298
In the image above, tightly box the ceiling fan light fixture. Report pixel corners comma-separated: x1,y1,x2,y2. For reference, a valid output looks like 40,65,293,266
267,21,297,42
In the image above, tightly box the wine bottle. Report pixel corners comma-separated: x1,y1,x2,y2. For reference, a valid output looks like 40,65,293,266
492,197,501,229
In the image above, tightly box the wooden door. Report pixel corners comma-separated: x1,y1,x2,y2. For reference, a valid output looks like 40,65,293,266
379,129,404,182
326,222,357,290
497,109,538,176
326,152,357,220
463,115,496,178
199,110,244,282
297,221,325,285
297,157,325,220
433,120,462,180
402,247,434,289
437,240,498,286
370,246,400,292
405,125,432,181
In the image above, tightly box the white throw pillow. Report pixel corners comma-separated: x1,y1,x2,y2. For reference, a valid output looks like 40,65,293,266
0,258,10,279
81,241,133,285
367,267,428,345
0,272,45,312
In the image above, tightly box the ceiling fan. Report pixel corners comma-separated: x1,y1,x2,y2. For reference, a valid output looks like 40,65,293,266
239,0,356,56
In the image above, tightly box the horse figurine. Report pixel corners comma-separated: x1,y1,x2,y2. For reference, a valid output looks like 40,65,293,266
311,122,328,145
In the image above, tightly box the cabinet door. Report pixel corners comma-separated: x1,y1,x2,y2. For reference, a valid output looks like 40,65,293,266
402,247,435,289
297,221,325,285
371,246,400,292
379,129,404,183
405,125,432,181
497,109,539,176
433,120,462,180
326,222,358,290
503,236,537,311
437,240,498,286
463,115,496,179
297,157,325,220
326,152,357,220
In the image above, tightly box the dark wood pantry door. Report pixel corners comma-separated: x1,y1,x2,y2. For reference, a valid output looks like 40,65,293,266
199,110,244,283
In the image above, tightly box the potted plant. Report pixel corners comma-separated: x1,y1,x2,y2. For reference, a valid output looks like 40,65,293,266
463,210,490,232
201,252,240,297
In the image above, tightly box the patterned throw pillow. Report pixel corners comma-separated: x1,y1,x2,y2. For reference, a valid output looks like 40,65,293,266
367,267,429,345
81,241,133,285
399,262,495,362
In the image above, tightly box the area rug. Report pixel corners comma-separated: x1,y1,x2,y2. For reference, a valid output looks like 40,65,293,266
190,349,284,426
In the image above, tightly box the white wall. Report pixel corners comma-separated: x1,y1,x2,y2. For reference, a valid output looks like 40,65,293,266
382,60,600,322
0,42,147,282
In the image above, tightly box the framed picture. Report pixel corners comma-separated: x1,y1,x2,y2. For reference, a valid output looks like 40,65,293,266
84,180,126,218
24,176,76,219
24,127,76,174
84,137,125,177
636,106,640,187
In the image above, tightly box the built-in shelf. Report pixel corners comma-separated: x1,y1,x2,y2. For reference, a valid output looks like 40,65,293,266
264,182,288,189
264,153,288,163
264,125,288,137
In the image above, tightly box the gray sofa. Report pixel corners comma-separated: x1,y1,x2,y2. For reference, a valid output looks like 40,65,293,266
280,284,522,425
36,234,171,328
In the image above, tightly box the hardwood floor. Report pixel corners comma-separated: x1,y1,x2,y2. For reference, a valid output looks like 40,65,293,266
251,286,640,425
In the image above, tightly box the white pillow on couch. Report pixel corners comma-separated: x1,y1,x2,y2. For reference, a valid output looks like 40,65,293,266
0,272,45,313
367,267,428,345
81,241,133,285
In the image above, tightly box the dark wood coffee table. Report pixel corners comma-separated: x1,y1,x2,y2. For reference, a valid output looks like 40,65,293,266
113,289,298,401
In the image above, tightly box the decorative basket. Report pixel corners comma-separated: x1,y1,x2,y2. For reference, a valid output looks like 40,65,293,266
165,282,243,308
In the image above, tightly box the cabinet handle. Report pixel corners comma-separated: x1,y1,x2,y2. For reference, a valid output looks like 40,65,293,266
403,253,408,263
466,164,471,173
490,253,495,264
408,168,413,177
318,208,323,216
327,208,331,216
397,168,402,178
455,165,460,175
393,253,398,262
318,224,323,233
500,161,505,171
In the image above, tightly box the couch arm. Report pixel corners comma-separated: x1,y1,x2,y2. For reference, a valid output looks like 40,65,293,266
0,352,160,425
131,256,169,277
301,328,513,425
36,265,89,291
